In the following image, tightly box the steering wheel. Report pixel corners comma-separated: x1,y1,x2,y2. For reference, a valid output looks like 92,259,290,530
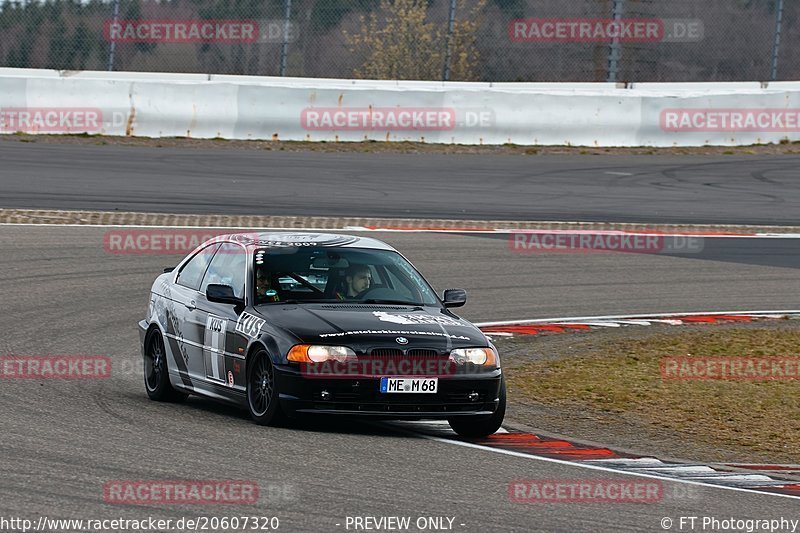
355,287,401,300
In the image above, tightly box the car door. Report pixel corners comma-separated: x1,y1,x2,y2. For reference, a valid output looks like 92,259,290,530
195,242,248,394
169,243,220,383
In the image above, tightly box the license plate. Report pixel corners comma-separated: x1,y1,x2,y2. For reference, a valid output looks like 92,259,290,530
380,377,438,394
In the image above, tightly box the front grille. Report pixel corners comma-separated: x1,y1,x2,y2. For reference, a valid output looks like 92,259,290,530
368,348,442,357
359,350,453,376
370,348,403,357
407,349,439,357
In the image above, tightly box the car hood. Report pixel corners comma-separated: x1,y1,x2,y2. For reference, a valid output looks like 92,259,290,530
258,304,487,351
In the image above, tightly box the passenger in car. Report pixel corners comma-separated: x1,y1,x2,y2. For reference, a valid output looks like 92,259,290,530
255,268,280,303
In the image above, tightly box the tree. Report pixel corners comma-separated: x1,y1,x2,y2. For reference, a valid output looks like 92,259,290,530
344,0,486,81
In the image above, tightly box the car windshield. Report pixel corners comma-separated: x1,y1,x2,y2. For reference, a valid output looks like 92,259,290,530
253,246,439,306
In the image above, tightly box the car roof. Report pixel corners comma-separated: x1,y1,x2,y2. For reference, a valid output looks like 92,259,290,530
216,232,397,252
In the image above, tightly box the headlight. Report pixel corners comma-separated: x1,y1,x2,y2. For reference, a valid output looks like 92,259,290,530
449,347,497,366
288,345,356,363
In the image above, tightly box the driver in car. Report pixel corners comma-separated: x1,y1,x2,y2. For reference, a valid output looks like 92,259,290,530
336,264,372,299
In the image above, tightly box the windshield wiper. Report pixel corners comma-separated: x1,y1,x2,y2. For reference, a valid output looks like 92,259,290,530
259,299,338,305
361,299,424,306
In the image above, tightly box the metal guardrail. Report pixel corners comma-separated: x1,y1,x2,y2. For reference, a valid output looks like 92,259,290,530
2,68,800,147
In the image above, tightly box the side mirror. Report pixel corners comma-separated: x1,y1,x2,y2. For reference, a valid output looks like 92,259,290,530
442,288,467,308
206,284,244,306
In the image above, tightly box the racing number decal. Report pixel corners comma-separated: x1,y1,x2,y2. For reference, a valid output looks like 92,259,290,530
204,315,228,382
235,312,266,338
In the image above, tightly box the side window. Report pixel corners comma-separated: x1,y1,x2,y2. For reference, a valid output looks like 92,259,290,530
176,244,220,290
383,266,416,301
200,243,247,299
369,265,384,287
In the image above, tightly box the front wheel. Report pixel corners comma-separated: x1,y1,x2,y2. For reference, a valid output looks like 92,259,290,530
144,330,188,402
246,349,286,426
448,376,506,438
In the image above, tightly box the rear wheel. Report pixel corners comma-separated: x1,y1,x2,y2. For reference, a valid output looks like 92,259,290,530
144,330,188,402
448,376,506,438
246,349,286,426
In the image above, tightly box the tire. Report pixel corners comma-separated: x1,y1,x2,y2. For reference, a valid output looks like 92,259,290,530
144,330,188,402
246,348,287,426
448,376,506,438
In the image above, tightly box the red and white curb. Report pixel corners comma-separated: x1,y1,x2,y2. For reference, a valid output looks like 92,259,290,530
394,422,800,500
726,464,800,476
7,220,800,239
346,226,800,237
477,310,800,338
394,310,800,500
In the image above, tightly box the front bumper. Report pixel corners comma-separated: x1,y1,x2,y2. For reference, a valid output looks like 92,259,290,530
274,364,502,419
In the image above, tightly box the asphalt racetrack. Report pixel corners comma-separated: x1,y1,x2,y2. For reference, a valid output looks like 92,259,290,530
2,225,800,532
1,141,800,225
2,140,800,532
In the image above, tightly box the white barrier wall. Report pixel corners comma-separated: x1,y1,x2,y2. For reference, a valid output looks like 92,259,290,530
1,68,799,147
